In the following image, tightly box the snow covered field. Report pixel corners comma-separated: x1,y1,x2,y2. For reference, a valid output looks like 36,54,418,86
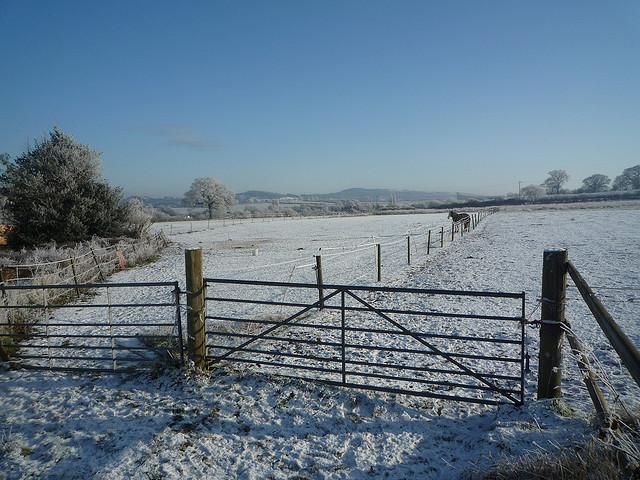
2,206,639,479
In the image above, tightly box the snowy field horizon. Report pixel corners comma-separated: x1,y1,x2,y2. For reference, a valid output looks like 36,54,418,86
2,202,639,478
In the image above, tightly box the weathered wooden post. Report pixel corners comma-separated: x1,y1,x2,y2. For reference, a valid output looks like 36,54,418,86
376,243,381,282
0,269,9,362
69,257,81,297
440,226,444,247
407,235,411,265
537,248,568,399
564,318,611,423
315,255,324,309
427,230,431,255
185,248,206,369
90,247,106,282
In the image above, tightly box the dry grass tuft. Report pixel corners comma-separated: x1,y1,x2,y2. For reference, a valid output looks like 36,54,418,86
467,412,640,480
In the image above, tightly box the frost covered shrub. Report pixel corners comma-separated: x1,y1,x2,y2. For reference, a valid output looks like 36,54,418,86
125,198,153,238
0,128,130,246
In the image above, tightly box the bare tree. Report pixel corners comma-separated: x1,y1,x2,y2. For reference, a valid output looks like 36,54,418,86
521,184,545,202
612,165,640,191
542,170,569,195
580,174,610,193
184,177,235,220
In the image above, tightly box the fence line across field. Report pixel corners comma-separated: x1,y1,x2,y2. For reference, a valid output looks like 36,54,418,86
157,209,495,238
199,208,498,313
1,208,496,374
0,234,169,313
204,208,498,355
1,210,495,328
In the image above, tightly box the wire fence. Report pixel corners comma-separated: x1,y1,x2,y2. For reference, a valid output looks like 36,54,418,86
204,209,499,331
153,213,358,236
219,208,495,283
152,209,497,237
0,233,169,357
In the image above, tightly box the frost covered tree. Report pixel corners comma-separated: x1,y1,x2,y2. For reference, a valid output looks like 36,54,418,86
612,165,640,191
0,128,130,245
184,177,235,219
520,184,544,202
126,198,153,237
580,174,610,193
542,170,569,195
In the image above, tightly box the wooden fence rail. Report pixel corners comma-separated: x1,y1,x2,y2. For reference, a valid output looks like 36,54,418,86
537,249,640,423
566,261,640,389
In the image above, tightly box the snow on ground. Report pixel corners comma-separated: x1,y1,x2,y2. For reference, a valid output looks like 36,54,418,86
1,206,639,479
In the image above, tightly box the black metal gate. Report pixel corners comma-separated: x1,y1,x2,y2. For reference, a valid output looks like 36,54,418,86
0,281,184,373
204,278,526,405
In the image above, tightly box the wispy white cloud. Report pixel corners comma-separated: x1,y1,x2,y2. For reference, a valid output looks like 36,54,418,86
135,124,222,150
162,125,221,150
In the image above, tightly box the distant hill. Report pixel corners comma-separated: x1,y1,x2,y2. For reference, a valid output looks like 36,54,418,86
301,188,458,202
235,190,300,202
134,196,184,208
137,188,489,207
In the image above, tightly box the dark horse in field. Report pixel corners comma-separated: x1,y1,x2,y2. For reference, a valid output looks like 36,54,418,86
448,210,471,232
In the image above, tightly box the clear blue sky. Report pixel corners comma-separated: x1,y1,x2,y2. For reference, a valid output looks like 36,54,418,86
1,1,639,197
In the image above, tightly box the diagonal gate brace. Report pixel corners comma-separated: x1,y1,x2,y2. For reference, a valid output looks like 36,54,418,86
345,290,521,405
211,289,342,362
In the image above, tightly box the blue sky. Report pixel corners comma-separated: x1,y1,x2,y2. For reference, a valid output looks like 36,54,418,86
1,1,639,196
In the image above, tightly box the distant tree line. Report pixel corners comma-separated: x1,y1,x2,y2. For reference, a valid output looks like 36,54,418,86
517,165,639,202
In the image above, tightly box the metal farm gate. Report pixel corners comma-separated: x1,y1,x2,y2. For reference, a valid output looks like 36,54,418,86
1,274,527,406
0,281,184,373
204,278,526,406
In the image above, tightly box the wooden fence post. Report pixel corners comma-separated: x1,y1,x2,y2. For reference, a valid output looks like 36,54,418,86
451,223,455,242
90,248,106,282
315,255,324,310
537,248,568,399
440,226,444,248
407,235,411,265
564,319,611,424
376,243,381,282
427,230,431,255
185,248,206,369
0,272,8,361
69,257,80,297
